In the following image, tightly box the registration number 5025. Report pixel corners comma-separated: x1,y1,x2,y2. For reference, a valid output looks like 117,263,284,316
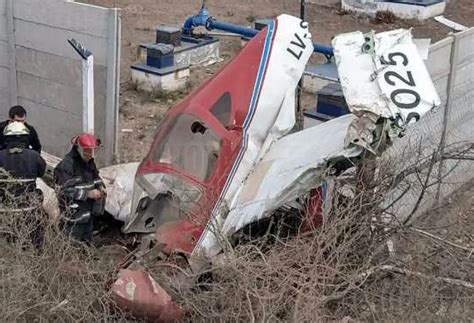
380,51,423,123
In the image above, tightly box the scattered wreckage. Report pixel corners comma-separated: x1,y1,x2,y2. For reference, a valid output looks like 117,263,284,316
106,17,439,320
40,14,441,320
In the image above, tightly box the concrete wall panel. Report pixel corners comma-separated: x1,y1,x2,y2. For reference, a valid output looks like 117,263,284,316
17,94,107,159
426,37,452,82
15,47,108,95
0,66,9,93
0,90,9,114
0,14,7,41
14,20,108,66
0,0,6,16
17,71,108,130
454,61,474,90
2,0,122,165
0,40,8,68
0,0,9,110
456,29,474,66
17,71,84,115
19,97,83,156
13,0,110,38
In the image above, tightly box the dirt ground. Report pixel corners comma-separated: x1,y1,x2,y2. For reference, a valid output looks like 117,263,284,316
78,0,474,163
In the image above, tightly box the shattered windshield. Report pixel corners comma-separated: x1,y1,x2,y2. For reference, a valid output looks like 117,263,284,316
127,172,203,233
136,172,202,211
210,92,232,127
153,113,221,181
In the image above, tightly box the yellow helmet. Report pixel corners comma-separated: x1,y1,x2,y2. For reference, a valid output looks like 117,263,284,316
3,121,30,136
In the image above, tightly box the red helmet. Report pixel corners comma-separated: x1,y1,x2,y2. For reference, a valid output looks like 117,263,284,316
71,133,101,160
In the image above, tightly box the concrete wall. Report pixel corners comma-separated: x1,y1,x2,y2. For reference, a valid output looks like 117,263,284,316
0,0,11,113
437,28,474,200
0,0,120,166
387,28,474,220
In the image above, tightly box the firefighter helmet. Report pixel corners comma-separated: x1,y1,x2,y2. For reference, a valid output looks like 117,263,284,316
3,121,30,137
71,133,101,161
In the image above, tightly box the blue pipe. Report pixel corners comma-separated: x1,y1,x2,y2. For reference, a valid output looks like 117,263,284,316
182,7,334,57
183,6,210,35
207,19,258,39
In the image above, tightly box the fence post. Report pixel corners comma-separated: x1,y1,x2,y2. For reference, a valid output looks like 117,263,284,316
436,32,460,203
82,55,95,134
105,8,121,165
68,39,95,135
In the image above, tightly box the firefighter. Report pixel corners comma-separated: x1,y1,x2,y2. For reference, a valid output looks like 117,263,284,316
0,121,46,247
0,105,42,153
54,133,106,243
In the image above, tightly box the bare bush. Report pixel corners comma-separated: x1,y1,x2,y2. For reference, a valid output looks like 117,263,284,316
143,142,474,322
1,141,473,322
374,10,398,24
0,192,128,322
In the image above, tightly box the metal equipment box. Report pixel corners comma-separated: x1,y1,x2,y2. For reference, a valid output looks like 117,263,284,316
146,43,175,69
156,26,182,46
304,83,350,122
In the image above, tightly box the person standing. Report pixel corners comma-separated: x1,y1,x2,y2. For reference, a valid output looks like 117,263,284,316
0,122,47,247
54,133,105,243
0,105,42,153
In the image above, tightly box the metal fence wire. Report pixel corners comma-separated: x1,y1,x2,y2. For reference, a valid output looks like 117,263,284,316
304,0,474,220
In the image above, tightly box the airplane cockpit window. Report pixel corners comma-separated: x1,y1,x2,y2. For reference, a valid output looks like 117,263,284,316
153,114,221,180
210,92,232,127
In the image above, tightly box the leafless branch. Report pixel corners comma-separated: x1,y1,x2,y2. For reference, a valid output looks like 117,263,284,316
380,265,474,289
410,228,474,254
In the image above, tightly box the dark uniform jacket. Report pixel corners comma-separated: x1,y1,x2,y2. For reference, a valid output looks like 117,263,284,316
0,120,42,153
54,147,104,222
0,147,46,197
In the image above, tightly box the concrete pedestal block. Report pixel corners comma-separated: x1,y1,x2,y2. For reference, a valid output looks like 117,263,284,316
342,0,446,20
131,64,190,92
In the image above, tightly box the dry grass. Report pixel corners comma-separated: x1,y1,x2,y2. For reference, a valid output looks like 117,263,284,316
1,142,473,322
374,10,398,24
0,195,129,322
145,146,474,322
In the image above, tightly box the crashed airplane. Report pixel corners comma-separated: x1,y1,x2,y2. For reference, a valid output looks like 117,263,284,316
99,14,440,319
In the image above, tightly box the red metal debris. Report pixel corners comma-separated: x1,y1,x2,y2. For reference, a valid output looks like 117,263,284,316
111,269,182,322
155,220,204,255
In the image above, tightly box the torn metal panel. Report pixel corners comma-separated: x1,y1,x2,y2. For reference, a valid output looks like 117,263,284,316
100,162,139,222
332,31,391,119
224,115,361,240
333,29,441,148
196,114,362,256
191,14,314,257
37,178,59,222
155,220,204,255
126,172,204,234
373,29,441,122
214,15,314,206
111,269,182,321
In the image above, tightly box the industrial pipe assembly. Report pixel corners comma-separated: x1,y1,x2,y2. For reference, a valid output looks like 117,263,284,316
182,6,334,58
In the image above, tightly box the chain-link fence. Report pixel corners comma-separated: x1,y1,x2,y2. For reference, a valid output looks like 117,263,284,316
304,0,474,220
387,28,474,219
